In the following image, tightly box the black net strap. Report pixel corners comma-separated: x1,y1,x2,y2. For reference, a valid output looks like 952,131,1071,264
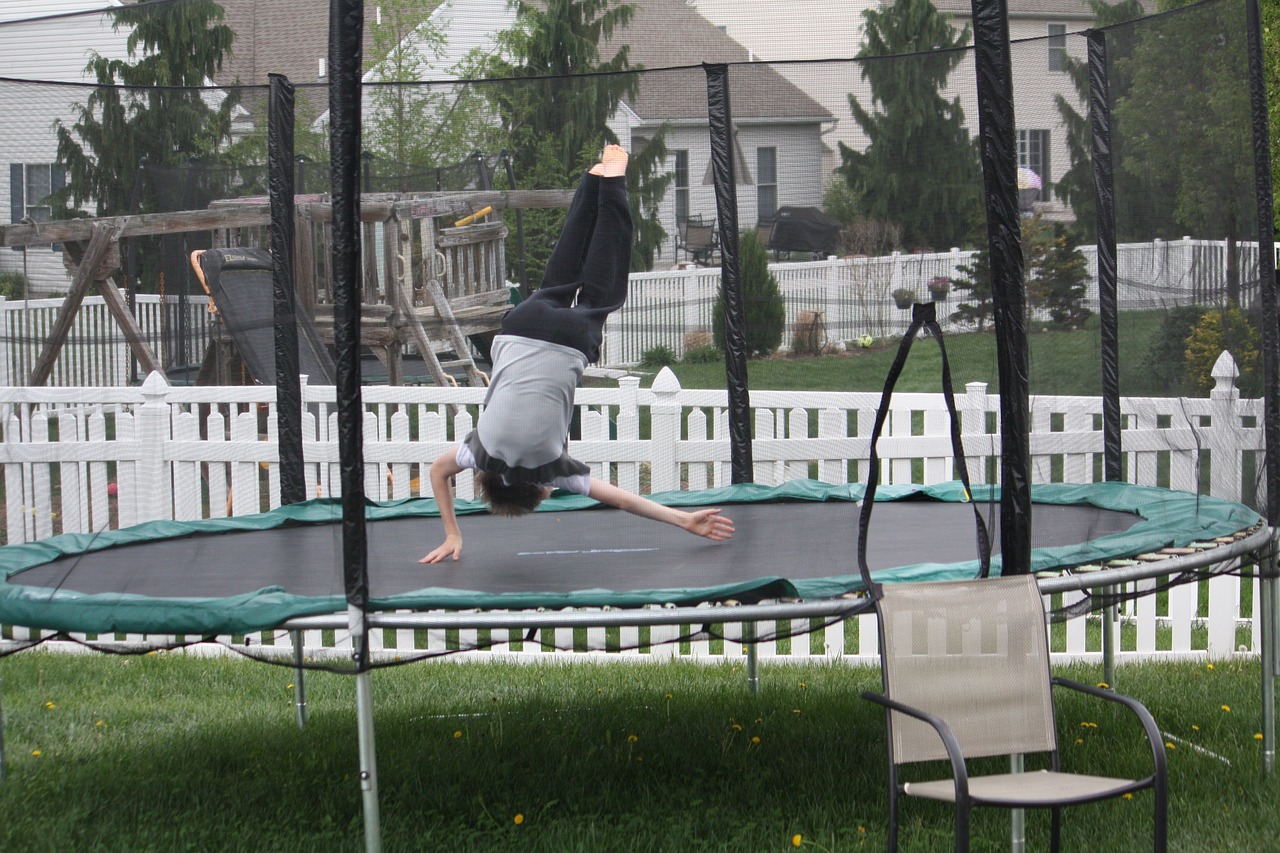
857,302,992,592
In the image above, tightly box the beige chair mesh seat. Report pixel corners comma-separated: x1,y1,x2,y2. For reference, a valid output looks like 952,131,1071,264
863,575,1168,853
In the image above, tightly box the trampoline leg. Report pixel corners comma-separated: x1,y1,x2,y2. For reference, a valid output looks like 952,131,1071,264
0,676,7,786
1102,586,1117,690
1262,541,1278,775
291,630,308,729
1009,754,1025,853
744,622,759,695
350,606,382,853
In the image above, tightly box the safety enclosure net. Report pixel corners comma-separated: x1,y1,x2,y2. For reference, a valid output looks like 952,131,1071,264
0,0,1273,668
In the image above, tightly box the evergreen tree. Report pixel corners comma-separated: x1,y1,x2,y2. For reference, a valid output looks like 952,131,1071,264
712,231,784,358
837,0,983,251
1112,0,1255,303
1051,0,1149,243
474,0,670,285
52,0,238,220
363,0,503,188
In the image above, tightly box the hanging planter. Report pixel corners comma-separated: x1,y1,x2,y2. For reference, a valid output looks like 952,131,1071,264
927,276,951,300
892,288,917,309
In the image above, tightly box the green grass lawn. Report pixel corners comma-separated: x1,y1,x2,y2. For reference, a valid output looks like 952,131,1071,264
0,652,1274,852
653,311,1169,396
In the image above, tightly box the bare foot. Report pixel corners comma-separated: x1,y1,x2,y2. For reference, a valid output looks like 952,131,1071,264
589,144,628,177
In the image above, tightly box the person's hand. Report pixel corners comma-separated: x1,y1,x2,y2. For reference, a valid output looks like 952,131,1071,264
683,508,734,541
420,534,462,564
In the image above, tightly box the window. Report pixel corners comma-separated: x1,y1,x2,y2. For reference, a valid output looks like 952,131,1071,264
756,147,777,222
673,149,689,225
1018,130,1051,204
9,163,63,252
1048,24,1067,72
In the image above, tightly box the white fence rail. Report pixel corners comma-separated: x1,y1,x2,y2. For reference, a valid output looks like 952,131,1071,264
0,358,1268,662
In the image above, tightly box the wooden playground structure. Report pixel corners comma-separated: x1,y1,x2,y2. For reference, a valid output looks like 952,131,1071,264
0,188,574,386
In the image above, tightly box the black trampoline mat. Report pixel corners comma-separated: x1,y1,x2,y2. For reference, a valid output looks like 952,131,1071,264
8,500,1140,600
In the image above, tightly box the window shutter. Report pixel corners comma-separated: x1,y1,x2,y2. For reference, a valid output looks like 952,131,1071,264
49,166,65,252
9,164,22,252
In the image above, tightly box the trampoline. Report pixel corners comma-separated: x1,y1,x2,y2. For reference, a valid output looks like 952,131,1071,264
0,480,1264,640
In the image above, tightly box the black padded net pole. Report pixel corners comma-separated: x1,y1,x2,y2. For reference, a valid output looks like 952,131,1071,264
704,62,753,484
970,0,1031,573
268,73,305,506
1088,29,1122,484
1246,0,1279,525
328,0,369,615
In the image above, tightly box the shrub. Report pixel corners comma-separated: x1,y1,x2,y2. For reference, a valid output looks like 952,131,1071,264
639,344,678,369
1145,306,1208,396
1026,221,1091,328
791,309,828,356
712,230,785,357
1184,305,1261,396
682,345,722,364
0,271,27,300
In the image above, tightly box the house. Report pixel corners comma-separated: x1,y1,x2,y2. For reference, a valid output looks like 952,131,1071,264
690,0,1153,225
360,0,833,265
214,0,381,122
0,1,133,296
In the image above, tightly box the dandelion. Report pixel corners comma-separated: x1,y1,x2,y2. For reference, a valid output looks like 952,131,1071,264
751,736,761,745
1079,721,1098,728
1165,742,1176,750
730,723,743,732
1255,733,1264,741
799,681,808,689
1221,705,1231,713
95,720,105,727
1096,682,1110,689
858,826,866,834
31,750,41,757
513,814,524,826
627,734,639,744
44,701,55,710
791,833,803,847
1207,663,1214,670
287,683,295,690
664,693,672,700
453,731,463,739
1123,793,1134,800
1192,725,1200,732
1075,738,1084,745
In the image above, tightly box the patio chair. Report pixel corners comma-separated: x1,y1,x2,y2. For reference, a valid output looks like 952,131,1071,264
676,215,718,266
863,575,1168,853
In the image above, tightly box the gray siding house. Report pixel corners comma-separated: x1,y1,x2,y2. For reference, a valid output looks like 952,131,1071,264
0,1,132,295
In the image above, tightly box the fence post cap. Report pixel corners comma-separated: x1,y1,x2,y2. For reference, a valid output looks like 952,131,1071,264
651,367,681,395
139,371,170,394
1210,350,1239,401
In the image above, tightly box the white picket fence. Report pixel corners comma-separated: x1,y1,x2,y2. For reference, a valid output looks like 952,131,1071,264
0,353,1269,663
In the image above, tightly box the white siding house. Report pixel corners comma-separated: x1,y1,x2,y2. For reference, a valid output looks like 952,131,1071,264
0,1,131,296
365,0,833,266
690,0,1152,226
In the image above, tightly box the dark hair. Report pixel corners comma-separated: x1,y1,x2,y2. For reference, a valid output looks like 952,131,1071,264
475,472,551,517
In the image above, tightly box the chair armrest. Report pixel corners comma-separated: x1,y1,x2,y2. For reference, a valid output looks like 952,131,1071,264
1051,677,1168,782
862,691,972,804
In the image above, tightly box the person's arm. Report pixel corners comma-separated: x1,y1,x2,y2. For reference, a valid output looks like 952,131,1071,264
419,449,467,563
586,479,734,541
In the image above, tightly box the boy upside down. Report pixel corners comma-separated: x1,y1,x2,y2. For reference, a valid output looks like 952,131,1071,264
421,145,735,564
